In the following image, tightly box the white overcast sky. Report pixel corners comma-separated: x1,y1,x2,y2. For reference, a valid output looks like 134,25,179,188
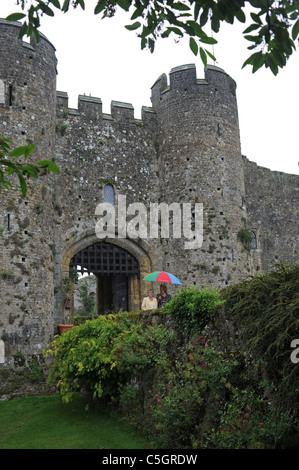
1,0,299,175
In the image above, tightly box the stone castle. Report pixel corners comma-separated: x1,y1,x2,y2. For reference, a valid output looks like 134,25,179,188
0,19,298,366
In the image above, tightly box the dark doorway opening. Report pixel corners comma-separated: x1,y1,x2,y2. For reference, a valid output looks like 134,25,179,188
97,274,128,314
70,242,139,314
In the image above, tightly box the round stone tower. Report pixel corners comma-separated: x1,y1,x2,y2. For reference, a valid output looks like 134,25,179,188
0,19,57,359
151,64,249,289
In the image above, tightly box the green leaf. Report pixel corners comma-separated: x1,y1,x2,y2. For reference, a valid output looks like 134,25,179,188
125,22,141,31
168,27,184,36
131,6,144,21
244,34,262,44
9,146,28,158
24,144,35,159
199,35,217,45
211,15,220,33
37,160,60,174
250,12,262,25
271,47,286,68
172,3,190,11
39,3,55,17
243,23,260,34
187,20,203,37
242,51,259,68
117,0,131,11
76,0,85,9
194,2,200,22
61,0,71,12
32,27,40,43
0,137,13,144
200,7,209,27
250,0,267,7
236,9,246,23
265,54,279,75
148,38,155,53
94,0,106,15
49,0,61,8
200,47,207,67
18,21,28,39
205,49,216,62
189,37,198,56
292,19,299,40
252,51,264,73
6,13,26,22
22,165,39,178
18,172,27,197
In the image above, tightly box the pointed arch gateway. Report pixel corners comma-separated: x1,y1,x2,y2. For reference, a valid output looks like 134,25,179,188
62,235,152,317
70,242,140,314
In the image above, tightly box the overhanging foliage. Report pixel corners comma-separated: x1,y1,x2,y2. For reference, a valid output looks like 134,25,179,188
7,0,299,75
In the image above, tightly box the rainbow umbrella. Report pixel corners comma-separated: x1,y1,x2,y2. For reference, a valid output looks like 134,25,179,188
143,271,182,285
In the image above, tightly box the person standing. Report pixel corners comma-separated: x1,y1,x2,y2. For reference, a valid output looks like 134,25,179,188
157,284,171,308
141,289,158,310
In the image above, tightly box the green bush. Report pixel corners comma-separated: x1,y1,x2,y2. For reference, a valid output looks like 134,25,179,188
199,387,291,449
44,265,299,448
163,286,223,335
143,336,240,448
237,227,253,251
47,311,275,448
45,312,177,405
220,264,299,415
220,262,299,446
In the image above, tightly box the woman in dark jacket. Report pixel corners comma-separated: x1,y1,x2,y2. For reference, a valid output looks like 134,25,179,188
157,283,171,308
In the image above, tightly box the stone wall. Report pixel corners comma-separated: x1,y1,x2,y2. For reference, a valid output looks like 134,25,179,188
243,156,299,272
0,19,298,381
52,92,162,324
0,20,57,358
151,64,250,288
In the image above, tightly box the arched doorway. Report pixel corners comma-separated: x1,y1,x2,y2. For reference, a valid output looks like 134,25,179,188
69,241,140,314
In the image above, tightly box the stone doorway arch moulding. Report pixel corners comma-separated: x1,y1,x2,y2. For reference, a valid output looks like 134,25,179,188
61,231,153,317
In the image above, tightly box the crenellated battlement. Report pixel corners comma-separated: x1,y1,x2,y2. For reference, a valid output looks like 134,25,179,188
56,91,156,125
0,18,56,56
151,63,236,109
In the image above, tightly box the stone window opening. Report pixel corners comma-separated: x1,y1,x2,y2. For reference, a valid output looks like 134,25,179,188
104,184,115,205
250,231,257,250
9,84,13,106
0,79,4,105
0,340,5,364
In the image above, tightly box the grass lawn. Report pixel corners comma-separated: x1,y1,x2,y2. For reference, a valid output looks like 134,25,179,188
0,393,148,449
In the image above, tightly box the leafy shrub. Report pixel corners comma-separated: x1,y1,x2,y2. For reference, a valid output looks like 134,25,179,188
163,286,223,335
45,312,177,404
220,262,299,445
45,265,299,448
77,282,96,317
143,336,240,448
237,227,253,251
200,387,290,449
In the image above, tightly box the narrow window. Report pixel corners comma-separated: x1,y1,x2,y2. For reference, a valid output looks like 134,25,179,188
104,184,115,205
0,80,4,105
250,231,257,250
0,340,5,364
9,84,13,106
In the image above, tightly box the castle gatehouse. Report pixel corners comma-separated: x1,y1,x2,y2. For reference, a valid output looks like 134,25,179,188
0,19,298,366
